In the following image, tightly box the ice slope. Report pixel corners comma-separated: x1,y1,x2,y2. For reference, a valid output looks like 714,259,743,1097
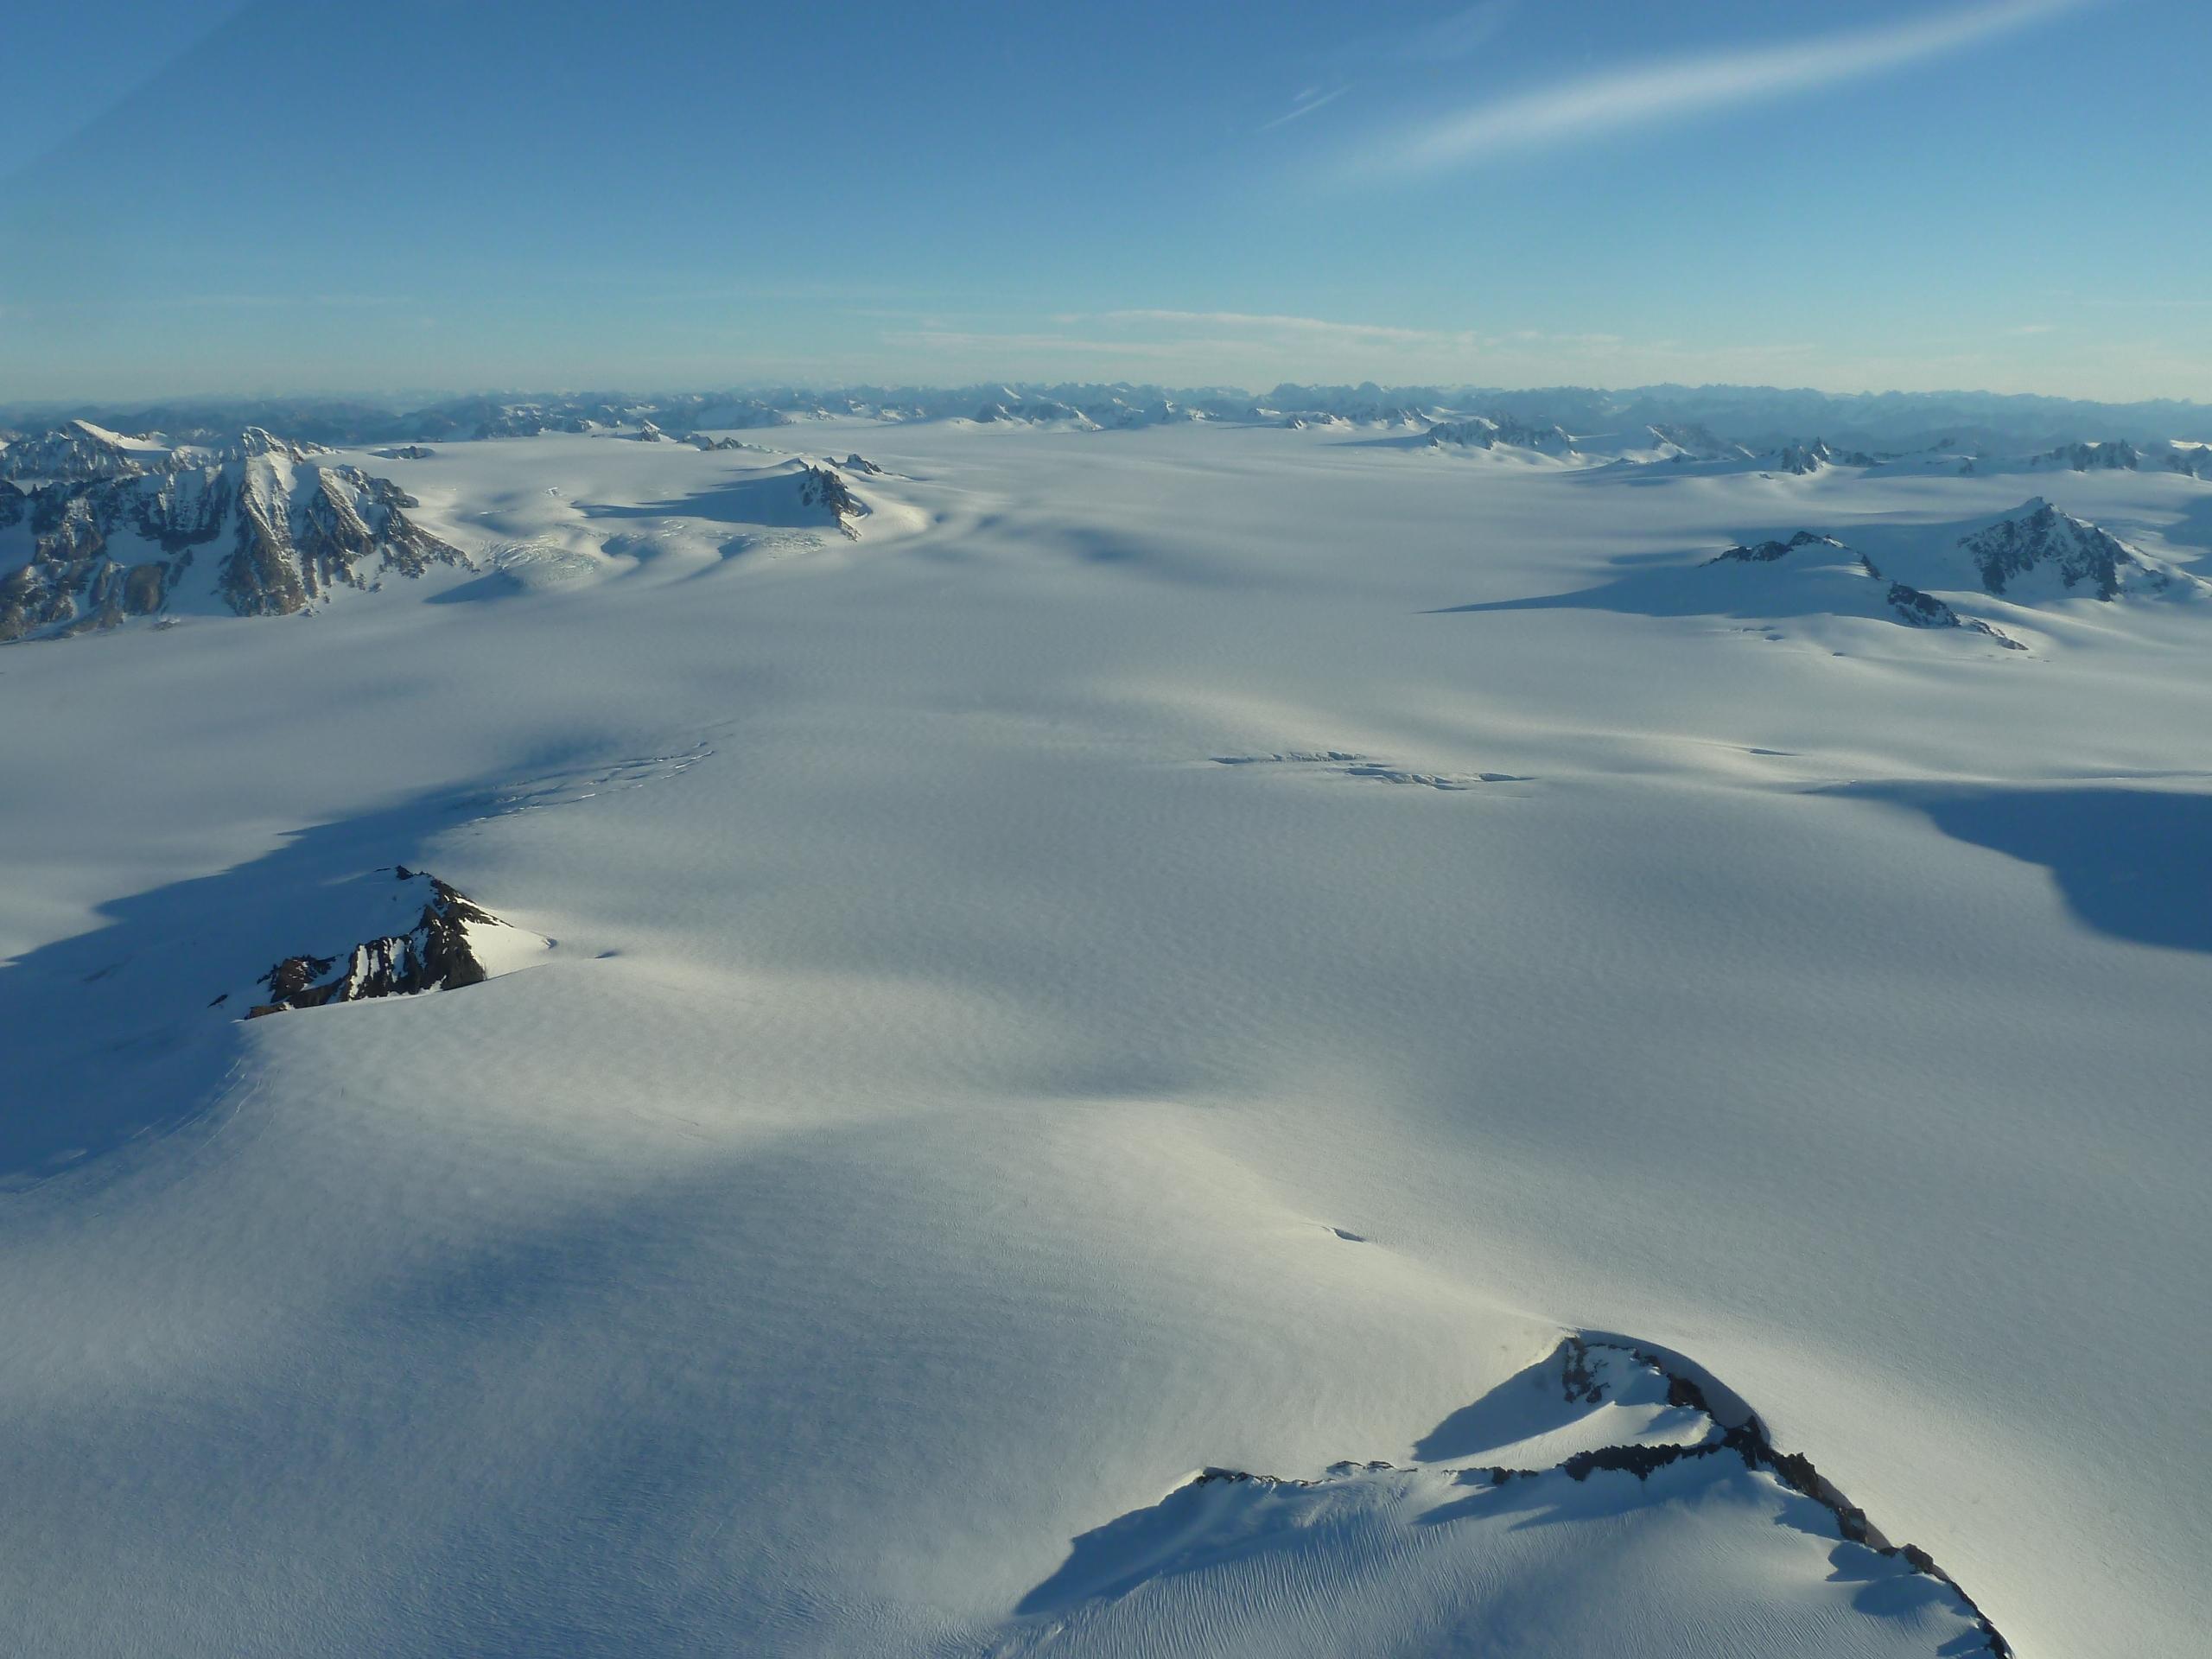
1,421,2208,1656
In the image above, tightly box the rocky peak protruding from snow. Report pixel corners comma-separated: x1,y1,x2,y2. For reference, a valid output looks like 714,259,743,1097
2033,438,2139,472
798,463,868,535
1649,423,1755,461
1710,530,1859,566
972,397,1100,429
0,419,171,483
1958,499,2198,601
1707,529,2024,646
229,426,332,463
240,867,537,1017
1427,416,1578,454
1770,438,1881,474
1,454,471,643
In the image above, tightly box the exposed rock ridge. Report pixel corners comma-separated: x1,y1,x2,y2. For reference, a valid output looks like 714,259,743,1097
1961,499,2164,601
1708,530,2025,646
799,463,868,536
1189,1332,2014,1659
245,868,501,1017
2,454,469,641
1427,416,1578,454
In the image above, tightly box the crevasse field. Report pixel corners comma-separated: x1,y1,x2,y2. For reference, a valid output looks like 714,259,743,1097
3,421,2208,1656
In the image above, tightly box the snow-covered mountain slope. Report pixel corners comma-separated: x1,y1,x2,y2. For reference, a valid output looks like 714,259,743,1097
1707,531,2023,645
1427,415,1583,461
1438,524,2030,652
1863,498,2211,605
2,420,2207,1658
0,437,918,640
976,1335,2009,1657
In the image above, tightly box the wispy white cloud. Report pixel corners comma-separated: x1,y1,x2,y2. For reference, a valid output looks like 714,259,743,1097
1395,2,1519,62
1259,86,1351,132
1374,0,2085,173
1096,308,1477,349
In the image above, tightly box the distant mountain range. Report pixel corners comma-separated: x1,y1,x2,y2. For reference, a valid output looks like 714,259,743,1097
10,381,2212,454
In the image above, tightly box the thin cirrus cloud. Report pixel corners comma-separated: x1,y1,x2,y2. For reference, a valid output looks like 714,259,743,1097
1096,308,1477,349
1260,86,1351,132
1367,0,2088,174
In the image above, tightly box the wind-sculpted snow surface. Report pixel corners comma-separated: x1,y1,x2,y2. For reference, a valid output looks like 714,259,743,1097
0,418,2207,1657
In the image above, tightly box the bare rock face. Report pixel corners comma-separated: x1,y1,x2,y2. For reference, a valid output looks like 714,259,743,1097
1959,499,2191,601
0,419,168,483
1427,416,1577,454
2035,438,2139,472
245,868,510,1017
1648,422,1754,461
798,463,868,536
1,442,469,642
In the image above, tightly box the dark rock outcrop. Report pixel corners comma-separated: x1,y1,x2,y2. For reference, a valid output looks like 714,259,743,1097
246,868,502,1017
2,448,469,642
2034,439,2139,472
1709,530,2025,646
798,463,867,536
1960,499,2178,601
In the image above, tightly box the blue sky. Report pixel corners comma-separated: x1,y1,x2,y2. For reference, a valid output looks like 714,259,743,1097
2,0,2204,402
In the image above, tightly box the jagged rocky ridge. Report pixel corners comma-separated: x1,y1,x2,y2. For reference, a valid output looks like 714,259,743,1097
1711,531,2024,645
1152,1334,2012,1658
1958,499,2201,601
240,868,513,1018
1770,438,1880,474
1427,416,1579,455
1,434,468,641
798,462,868,535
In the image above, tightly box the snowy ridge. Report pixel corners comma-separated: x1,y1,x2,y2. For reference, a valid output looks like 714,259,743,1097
984,1334,2011,1656
1708,531,2024,645
1427,415,1581,459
